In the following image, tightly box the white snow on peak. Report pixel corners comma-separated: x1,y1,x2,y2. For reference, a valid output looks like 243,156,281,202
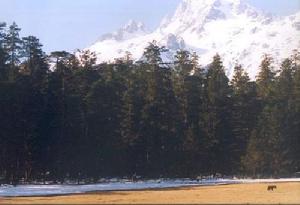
181,0,242,6
161,0,263,34
88,0,300,79
123,19,146,33
97,20,148,42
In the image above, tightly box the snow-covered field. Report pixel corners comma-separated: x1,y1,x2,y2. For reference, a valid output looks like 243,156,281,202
1,178,300,197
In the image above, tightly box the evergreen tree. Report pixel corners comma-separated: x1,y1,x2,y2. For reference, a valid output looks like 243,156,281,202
230,64,258,172
243,57,293,177
139,54,182,176
4,22,22,81
275,58,295,174
86,64,126,178
291,53,300,172
142,40,167,65
174,50,192,75
44,51,75,182
120,65,148,175
77,49,97,69
0,22,8,81
21,36,48,78
203,54,233,174
173,50,206,175
256,54,276,101
243,105,287,177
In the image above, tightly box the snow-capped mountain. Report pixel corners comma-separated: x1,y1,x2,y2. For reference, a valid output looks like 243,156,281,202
88,0,300,79
97,20,148,42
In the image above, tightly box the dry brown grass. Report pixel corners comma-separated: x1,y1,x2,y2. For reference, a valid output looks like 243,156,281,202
1,182,300,204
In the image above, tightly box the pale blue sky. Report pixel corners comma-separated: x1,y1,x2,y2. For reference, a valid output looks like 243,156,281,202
0,0,299,53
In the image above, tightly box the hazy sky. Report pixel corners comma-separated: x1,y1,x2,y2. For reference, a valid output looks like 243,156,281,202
0,0,299,53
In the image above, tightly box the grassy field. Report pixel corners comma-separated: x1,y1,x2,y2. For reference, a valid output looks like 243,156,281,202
1,182,300,204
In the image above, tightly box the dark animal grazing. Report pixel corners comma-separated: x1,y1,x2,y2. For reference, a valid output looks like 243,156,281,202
267,185,277,191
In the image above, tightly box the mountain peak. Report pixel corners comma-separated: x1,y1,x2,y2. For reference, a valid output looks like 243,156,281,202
182,0,242,4
181,0,244,8
160,0,262,35
122,19,146,33
98,20,148,42
89,0,299,79
177,0,258,17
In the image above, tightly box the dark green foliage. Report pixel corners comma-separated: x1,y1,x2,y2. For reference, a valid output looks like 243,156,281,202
230,65,258,173
21,36,48,77
242,55,300,177
290,53,300,172
0,22,8,81
0,22,299,184
4,22,22,81
142,40,167,64
256,54,276,101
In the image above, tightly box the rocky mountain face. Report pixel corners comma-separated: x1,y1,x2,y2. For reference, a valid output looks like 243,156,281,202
88,0,300,79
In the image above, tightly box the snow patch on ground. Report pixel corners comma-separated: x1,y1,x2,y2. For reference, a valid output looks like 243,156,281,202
1,178,299,197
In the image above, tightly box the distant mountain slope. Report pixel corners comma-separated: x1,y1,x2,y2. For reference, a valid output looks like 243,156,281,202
88,0,300,79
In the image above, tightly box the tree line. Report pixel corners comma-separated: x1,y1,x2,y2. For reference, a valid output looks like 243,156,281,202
0,22,299,184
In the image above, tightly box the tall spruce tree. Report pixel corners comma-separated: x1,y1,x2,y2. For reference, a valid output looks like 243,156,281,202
21,36,48,78
244,105,286,177
143,40,167,65
0,22,8,80
120,64,149,175
139,43,181,176
230,64,258,172
243,56,290,177
256,54,276,101
275,58,295,174
291,53,300,172
4,22,22,81
204,54,233,174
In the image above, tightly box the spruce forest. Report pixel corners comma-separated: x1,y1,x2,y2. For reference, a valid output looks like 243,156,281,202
0,22,299,185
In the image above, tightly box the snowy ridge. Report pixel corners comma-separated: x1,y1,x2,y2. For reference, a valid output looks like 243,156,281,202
1,178,300,197
98,20,148,42
88,0,300,79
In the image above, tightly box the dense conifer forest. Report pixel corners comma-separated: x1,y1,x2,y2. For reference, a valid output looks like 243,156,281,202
0,22,299,184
